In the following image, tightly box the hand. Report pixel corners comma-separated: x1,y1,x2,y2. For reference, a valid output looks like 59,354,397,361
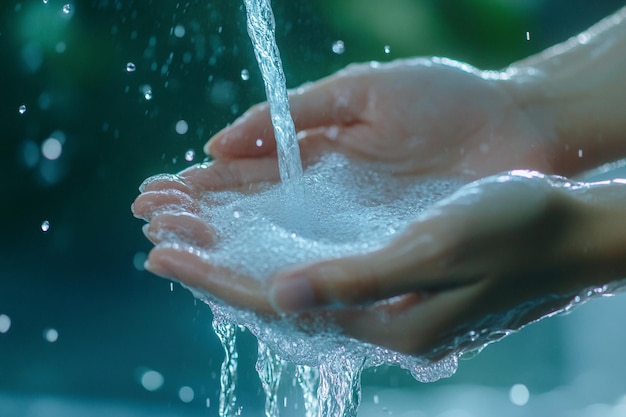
270,171,598,356
207,58,557,178
132,58,585,358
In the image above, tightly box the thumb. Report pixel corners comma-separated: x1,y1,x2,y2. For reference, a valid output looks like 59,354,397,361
268,232,437,313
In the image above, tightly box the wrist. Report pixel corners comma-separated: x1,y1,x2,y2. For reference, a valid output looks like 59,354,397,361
502,7,626,177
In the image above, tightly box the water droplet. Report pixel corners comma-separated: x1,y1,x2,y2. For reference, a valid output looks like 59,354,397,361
0,314,11,334
140,369,164,391
43,0,49,4
133,252,147,271
233,210,241,219
383,45,391,54
185,149,195,162
373,394,380,405
240,69,250,81
41,138,63,160
331,40,345,55
170,282,174,292
179,386,195,403
173,24,186,38
44,328,59,342
141,84,153,100
62,4,71,14
206,398,211,408
55,42,66,53
509,384,530,406
578,149,583,158
255,138,263,147
526,32,530,41
18,105,26,114
41,220,50,232
175,120,189,135
126,62,136,72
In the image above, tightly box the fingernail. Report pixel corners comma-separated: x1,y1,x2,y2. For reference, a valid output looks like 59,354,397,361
144,259,173,278
270,276,315,313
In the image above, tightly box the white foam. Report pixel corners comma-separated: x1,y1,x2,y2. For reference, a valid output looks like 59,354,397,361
197,153,463,281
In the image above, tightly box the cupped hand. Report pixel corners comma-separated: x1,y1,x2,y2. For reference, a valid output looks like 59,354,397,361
207,58,557,178
132,57,579,358
270,171,598,356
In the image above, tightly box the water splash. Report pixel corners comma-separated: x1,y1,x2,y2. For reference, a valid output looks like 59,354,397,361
318,356,365,417
296,365,320,417
212,319,239,417
256,341,287,417
242,0,302,182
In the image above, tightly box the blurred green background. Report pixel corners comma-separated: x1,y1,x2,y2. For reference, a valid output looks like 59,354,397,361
1,0,625,415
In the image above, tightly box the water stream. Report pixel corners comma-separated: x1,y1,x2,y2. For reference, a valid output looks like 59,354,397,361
242,0,303,182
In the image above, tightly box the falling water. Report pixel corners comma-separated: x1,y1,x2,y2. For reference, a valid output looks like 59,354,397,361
256,341,288,417
212,319,239,417
242,0,303,182
318,358,365,417
296,365,320,417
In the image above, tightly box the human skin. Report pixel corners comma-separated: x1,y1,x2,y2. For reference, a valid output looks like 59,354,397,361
132,7,626,356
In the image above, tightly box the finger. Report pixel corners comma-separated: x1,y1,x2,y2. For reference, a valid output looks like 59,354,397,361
145,246,273,313
144,213,217,247
267,214,471,313
139,173,191,194
178,157,281,193
206,73,365,159
132,189,200,220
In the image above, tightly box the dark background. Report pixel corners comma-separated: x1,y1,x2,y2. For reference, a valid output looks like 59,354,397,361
1,0,625,415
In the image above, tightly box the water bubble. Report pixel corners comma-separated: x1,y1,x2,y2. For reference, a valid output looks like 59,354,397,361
0,314,11,333
233,210,241,219
178,386,195,403
126,62,136,72
240,69,250,81
331,40,345,55
41,220,50,232
185,149,195,162
140,369,164,391
175,120,189,135
383,45,391,54
255,139,263,147
41,138,63,160
62,4,71,14
19,105,26,114
173,24,186,38
509,384,530,406
44,328,59,343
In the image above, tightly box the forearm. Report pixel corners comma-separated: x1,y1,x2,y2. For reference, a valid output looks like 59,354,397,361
506,6,626,177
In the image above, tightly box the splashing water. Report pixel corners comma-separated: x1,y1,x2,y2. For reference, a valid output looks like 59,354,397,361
257,341,287,417
296,365,320,417
212,319,239,417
